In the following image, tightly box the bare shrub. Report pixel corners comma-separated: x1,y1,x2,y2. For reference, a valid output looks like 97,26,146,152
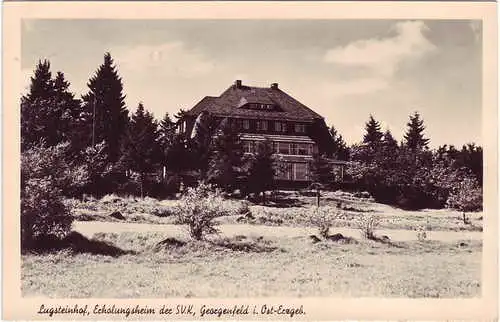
356,214,381,240
416,226,428,241
310,206,342,239
174,182,225,240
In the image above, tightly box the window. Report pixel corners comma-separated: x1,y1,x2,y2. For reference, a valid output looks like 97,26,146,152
278,142,290,154
295,123,306,133
274,122,287,133
273,142,279,153
243,141,253,153
297,144,309,155
276,162,292,180
294,163,309,181
242,119,250,130
256,120,268,131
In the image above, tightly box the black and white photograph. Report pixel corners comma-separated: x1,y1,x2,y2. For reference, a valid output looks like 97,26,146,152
3,1,498,320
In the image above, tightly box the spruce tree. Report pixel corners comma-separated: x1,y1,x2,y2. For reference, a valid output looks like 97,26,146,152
53,72,85,154
403,111,429,150
363,115,383,147
329,125,349,160
159,113,176,149
120,103,161,197
21,61,82,151
82,52,129,163
206,121,246,192
190,112,217,179
382,129,398,152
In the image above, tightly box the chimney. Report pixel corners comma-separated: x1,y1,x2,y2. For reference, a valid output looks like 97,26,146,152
271,83,278,89
235,80,242,88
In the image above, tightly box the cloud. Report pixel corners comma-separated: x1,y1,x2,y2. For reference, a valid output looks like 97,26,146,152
320,78,390,98
324,21,436,78
111,42,215,78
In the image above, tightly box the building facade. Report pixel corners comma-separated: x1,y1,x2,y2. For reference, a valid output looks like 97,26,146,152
179,80,344,186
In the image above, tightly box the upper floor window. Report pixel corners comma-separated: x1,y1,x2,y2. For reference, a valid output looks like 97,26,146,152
275,121,287,133
242,119,250,130
295,123,306,133
256,120,268,131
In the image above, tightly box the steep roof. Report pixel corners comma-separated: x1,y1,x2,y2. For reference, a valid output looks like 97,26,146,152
185,82,323,122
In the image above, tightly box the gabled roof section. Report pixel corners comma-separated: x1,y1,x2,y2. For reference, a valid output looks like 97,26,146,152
185,81,323,122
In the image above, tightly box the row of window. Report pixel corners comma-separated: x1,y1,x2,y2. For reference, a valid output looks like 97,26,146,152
239,119,307,134
244,103,276,111
243,140,314,156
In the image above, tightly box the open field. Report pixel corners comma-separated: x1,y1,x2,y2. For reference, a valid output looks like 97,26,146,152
23,191,482,298
22,231,481,298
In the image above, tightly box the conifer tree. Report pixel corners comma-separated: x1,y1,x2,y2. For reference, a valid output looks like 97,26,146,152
120,103,161,197
403,111,429,151
329,125,350,160
21,61,82,151
206,121,246,192
363,115,383,147
81,53,129,163
190,112,217,179
159,113,176,150
382,129,398,152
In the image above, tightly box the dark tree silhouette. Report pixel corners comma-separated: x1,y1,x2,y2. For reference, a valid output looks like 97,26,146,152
329,125,350,160
21,61,82,152
404,111,429,151
120,102,161,197
363,115,383,147
382,129,398,152
247,139,275,203
81,52,129,163
206,120,247,193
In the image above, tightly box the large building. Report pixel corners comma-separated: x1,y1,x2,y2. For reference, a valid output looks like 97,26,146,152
179,80,345,186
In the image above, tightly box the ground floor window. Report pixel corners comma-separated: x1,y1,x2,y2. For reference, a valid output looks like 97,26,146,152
275,161,310,181
293,162,309,181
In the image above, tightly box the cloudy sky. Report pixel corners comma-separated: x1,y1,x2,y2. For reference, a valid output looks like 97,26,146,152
22,19,482,148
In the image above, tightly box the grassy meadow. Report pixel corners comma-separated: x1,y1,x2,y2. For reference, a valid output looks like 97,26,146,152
22,190,483,298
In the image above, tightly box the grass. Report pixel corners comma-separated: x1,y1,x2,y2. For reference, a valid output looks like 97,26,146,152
29,190,481,298
22,230,481,298
65,191,483,233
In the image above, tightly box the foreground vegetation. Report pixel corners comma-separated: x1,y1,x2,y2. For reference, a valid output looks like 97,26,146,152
66,191,483,233
22,232,481,298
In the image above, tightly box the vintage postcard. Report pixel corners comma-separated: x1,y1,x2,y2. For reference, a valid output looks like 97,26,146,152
2,1,498,320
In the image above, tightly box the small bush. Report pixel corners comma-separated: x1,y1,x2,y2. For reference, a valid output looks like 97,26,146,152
174,182,225,240
356,214,381,240
310,206,342,239
446,177,483,213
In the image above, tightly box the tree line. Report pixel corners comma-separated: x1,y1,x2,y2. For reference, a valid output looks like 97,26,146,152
344,114,483,210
